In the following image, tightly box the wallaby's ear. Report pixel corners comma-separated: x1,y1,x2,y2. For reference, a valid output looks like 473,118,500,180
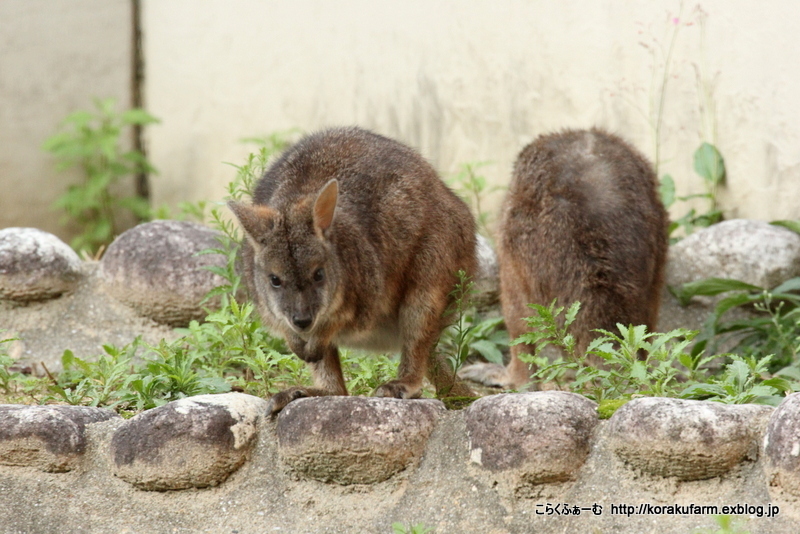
228,200,277,246
313,179,339,235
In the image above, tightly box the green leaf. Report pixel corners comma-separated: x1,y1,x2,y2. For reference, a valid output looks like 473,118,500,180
693,142,726,186
772,277,800,294
761,377,793,394
63,110,95,128
771,220,800,235
121,108,161,125
671,277,763,306
630,361,648,383
713,292,761,319
659,174,676,208
470,339,504,364
564,301,581,327
680,382,727,399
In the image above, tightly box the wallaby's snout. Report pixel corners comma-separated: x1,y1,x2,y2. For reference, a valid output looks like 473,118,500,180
292,315,312,330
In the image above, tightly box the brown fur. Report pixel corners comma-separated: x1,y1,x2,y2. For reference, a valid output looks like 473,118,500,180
460,128,668,389
229,127,477,413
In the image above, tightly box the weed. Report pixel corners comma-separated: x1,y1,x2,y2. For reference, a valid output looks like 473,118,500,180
392,523,434,534
681,354,789,405
42,340,227,414
514,300,792,410
341,350,400,397
448,161,500,238
695,514,750,534
673,277,800,371
0,333,20,394
660,142,725,242
43,98,159,254
772,219,800,235
437,270,509,377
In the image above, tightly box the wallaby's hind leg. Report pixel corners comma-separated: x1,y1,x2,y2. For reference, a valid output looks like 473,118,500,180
266,344,348,415
457,348,533,390
458,266,533,390
376,287,474,399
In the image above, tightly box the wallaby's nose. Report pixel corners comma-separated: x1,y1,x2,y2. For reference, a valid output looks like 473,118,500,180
292,315,313,330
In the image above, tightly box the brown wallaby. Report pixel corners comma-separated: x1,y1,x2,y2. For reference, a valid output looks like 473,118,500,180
229,126,477,414
459,128,669,389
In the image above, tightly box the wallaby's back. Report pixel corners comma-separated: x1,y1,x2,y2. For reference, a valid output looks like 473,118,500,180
460,128,668,389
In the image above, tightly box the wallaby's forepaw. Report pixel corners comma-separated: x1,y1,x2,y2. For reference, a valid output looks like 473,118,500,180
458,362,518,389
267,387,309,416
374,380,422,400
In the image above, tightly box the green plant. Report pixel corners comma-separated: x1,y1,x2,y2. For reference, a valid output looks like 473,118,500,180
448,161,499,237
696,515,750,534
43,98,159,254
772,219,800,235
341,350,400,396
0,333,20,394
514,300,792,409
43,340,229,414
660,142,725,243
516,301,700,402
47,345,138,408
512,300,581,391
392,523,434,534
681,354,789,405
673,277,800,371
436,270,509,377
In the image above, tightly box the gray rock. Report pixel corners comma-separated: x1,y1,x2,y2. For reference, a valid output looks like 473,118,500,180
667,219,800,289
659,219,800,335
0,227,83,302
100,220,227,326
607,397,771,480
473,233,499,309
276,396,444,484
0,405,119,472
466,391,598,484
110,393,266,490
764,393,800,497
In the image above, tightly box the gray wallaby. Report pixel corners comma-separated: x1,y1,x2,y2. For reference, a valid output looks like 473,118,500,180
459,128,669,389
229,126,477,414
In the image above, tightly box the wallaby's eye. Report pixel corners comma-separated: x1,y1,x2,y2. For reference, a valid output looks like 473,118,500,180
313,268,325,283
269,275,282,288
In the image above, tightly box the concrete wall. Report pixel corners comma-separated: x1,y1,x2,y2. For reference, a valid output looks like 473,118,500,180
2,1,799,241
0,0,134,244
142,0,800,228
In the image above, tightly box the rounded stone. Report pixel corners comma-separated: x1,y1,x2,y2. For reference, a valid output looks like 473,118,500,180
0,227,83,301
276,396,445,485
607,397,771,481
100,220,227,326
0,405,119,472
465,391,598,484
667,219,800,289
110,393,266,490
764,393,800,497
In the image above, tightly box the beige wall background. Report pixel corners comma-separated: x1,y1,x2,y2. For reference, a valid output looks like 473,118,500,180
2,0,799,242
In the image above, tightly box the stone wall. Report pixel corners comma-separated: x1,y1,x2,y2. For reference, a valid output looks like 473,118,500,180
1,391,799,533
